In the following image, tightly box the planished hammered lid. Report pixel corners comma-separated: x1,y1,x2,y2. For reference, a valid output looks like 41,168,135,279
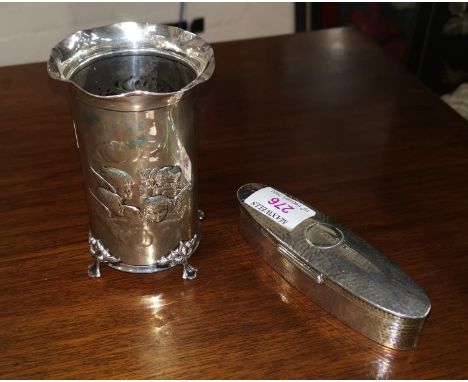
237,183,431,350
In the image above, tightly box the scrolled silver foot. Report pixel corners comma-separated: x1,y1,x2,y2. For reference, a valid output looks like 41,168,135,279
182,261,198,280
88,232,120,278
156,234,200,279
88,261,101,278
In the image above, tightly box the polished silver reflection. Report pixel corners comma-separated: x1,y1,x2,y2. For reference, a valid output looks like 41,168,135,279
48,22,214,278
238,183,431,350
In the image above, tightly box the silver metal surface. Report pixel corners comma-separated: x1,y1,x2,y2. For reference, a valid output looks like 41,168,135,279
238,183,431,350
87,232,120,278
48,22,214,278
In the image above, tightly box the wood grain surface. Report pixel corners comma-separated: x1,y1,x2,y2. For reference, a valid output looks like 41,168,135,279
0,28,467,379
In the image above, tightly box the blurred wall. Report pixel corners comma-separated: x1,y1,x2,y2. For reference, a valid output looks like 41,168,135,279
0,2,294,67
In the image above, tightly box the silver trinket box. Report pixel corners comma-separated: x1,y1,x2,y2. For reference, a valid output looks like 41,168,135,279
238,183,431,350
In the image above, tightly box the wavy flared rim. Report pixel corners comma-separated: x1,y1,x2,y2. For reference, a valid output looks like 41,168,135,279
47,21,215,102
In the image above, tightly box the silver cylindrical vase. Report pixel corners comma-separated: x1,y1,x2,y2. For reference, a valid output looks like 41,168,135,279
48,22,214,279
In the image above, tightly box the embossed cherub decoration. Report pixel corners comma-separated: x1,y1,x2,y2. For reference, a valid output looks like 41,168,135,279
142,195,169,223
90,166,139,220
90,164,189,223
100,166,134,200
139,166,184,199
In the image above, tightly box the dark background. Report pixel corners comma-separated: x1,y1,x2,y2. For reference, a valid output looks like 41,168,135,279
295,3,468,95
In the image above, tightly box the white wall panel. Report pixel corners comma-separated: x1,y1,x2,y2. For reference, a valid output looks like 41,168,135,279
0,2,294,66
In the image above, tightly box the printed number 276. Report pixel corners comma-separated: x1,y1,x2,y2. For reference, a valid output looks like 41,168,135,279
267,198,295,213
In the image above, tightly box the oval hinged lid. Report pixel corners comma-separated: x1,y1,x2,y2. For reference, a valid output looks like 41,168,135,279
237,183,431,322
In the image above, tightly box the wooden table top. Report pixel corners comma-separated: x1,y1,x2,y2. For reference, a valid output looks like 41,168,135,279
0,27,467,379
